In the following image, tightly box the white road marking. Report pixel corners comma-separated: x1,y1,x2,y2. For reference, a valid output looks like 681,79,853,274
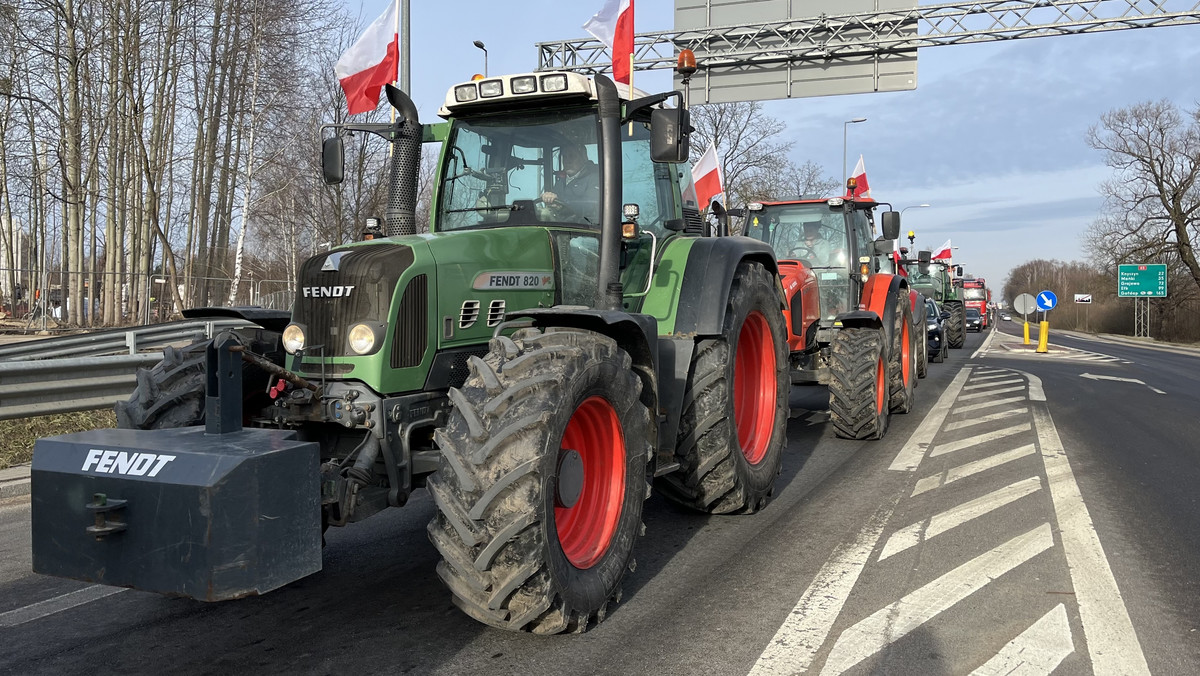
957,385,1027,401
911,443,1038,497
819,523,1055,675
971,604,1074,676
748,500,899,676
1024,370,1151,675
971,329,998,359
929,422,1032,458
953,395,1028,414
943,406,1028,432
962,378,1025,391
1079,372,1165,395
879,477,1043,561
967,372,1016,383
0,585,127,628
888,368,974,472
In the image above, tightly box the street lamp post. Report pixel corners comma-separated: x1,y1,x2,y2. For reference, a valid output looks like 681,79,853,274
843,117,867,185
899,204,930,250
473,40,488,77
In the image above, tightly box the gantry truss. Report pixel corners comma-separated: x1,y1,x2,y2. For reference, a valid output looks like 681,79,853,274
536,0,1200,74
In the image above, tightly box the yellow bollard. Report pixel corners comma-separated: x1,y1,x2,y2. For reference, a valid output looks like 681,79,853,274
1036,321,1049,353
1023,321,1031,346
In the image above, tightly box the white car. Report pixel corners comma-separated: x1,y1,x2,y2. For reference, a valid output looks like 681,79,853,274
1001,313,1012,321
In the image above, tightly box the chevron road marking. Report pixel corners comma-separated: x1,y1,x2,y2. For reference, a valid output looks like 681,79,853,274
943,406,1028,432
929,422,1032,458
968,372,1015,383
953,394,1027,414
878,477,1043,561
888,367,974,471
912,443,1038,497
957,384,1027,401
818,523,1055,675
970,604,1074,676
962,378,1025,391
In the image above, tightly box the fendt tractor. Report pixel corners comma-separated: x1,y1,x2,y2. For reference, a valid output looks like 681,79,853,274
727,191,920,441
30,70,792,634
902,250,966,350
960,277,990,329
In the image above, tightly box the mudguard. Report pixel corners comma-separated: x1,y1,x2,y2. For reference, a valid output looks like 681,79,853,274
182,306,291,332
855,273,908,351
672,237,782,337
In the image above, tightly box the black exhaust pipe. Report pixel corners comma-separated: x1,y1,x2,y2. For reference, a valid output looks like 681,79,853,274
594,74,622,312
384,84,422,237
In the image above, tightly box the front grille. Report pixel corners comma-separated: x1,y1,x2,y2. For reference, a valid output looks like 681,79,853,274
293,245,413,357
487,300,506,327
392,274,428,369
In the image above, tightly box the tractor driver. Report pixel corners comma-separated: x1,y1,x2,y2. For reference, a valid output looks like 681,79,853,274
793,221,839,267
540,142,599,222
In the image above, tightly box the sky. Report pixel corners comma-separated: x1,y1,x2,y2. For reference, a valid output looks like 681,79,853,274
349,0,1200,300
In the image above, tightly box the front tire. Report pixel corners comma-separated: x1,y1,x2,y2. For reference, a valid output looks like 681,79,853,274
829,327,889,440
946,301,965,349
889,291,917,414
428,328,652,634
659,261,788,515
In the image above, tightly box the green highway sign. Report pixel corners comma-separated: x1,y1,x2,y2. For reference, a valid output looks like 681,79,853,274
1118,264,1167,297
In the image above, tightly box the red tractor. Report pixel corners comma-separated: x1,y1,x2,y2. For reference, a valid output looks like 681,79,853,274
961,277,990,329
727,194,919,439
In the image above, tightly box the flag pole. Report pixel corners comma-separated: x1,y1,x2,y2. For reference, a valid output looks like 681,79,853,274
627,51,634,136
390,0,400,126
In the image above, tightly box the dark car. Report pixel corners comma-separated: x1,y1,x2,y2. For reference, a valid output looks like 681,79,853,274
966,307,983,332
926,297,947,363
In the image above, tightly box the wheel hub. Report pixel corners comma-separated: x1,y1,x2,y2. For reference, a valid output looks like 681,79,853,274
555,447,585,509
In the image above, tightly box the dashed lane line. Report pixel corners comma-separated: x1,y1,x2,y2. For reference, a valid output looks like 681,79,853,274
912,443,1038,497
0,585,127,628
970,604,1074,676
928,422,1032,458
818,523,1055,676
878,477,1043,561
888,367,974,471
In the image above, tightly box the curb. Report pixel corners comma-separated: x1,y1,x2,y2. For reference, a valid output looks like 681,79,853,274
0,463,31,500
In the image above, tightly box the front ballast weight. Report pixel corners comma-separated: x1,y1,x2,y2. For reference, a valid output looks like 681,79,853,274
30,335,324,601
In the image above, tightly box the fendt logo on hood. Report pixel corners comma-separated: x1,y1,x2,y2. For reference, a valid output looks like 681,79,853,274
82,449,176,477
302,285,355,298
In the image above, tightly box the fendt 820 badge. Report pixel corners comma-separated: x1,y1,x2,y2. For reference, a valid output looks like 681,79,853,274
30,62,792,635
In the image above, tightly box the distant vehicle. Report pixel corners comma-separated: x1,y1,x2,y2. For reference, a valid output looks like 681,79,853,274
1001,313,1012,321
926,297,947,363
966,307,983,332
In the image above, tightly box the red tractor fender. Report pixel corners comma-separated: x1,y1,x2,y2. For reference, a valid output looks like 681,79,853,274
777,260,819,353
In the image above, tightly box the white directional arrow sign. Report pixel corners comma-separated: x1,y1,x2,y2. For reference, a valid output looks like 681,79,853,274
1079,373,1164,394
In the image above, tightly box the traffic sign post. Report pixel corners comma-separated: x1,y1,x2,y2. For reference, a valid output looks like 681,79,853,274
1119,264,1166,339
1013,293,1036,346
1074,293,1092,332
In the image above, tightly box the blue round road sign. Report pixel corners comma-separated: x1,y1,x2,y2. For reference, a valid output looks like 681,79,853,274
1036,290,1058,311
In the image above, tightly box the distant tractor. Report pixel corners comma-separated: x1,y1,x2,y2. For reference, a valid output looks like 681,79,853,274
902,250,966,350
30,69,791,634
734,193,918,440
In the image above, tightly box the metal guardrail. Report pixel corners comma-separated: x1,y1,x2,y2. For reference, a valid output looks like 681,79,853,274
0,318,252,362
0,354,164,421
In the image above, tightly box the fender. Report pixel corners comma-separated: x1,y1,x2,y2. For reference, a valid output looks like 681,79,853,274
673,237,783,337
777,259,819,353
182,306,291,333
842,273,908,353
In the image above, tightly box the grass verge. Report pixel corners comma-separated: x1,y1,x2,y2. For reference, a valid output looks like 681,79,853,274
1,410,116,470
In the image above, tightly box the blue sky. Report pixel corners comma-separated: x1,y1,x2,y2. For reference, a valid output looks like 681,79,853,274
351,1,1200,298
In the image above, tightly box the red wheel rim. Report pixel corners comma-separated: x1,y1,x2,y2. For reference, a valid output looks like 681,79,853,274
901,320,912,385
875,355,887,415
555,396,625,569
734,311,777,465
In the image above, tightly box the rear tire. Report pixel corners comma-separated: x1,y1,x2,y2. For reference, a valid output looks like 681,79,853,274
945,302,965,349
932,330,946,363
428,328,652,634
658,261,788,515
829,327,889,440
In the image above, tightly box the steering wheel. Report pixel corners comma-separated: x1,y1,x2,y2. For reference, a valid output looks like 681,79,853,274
787,245,816,260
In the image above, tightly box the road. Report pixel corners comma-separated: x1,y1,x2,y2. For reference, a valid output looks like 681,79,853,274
2,326,1197,675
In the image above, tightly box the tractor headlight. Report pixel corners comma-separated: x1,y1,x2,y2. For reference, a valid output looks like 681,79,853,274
282,324,306,353
348,323,376,355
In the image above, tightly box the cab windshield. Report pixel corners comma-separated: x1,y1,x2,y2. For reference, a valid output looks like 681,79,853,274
742,203,849,269
436,108,675,234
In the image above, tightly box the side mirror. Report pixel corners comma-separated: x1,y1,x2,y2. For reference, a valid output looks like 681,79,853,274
918,249,931,263
651,107,690,163
880,211,900,240
955,265,964,277
322,136,345,185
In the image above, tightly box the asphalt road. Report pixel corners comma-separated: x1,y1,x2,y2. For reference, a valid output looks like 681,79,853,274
2,326,1197,675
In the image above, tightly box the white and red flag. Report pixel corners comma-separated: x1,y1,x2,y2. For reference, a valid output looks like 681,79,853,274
691,140,724,210
584,0,634,85
335,2,399,115
931,239,953,260
846,155,871,199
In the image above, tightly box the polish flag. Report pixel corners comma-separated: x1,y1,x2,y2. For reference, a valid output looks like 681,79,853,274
846,154,871,199
584,0,634,85
335,2,399,115
931,239,953,260
691,140,723,210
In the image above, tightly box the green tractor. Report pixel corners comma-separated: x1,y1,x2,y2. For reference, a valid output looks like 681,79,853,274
902,250,965,349
30,72,789,634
